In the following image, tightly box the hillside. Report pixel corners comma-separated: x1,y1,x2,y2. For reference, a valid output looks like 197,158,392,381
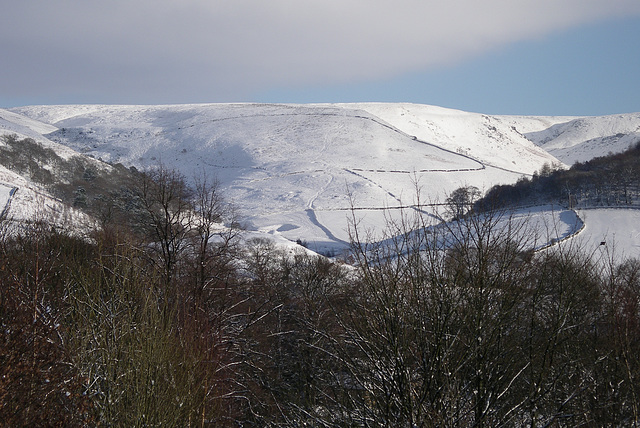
3,103,640,255
523,113,640,164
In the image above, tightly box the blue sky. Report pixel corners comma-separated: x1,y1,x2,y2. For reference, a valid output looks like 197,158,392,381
1,1,639,116
256,16,640,116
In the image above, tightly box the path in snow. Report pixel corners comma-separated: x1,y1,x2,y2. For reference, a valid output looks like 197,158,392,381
0,184,16,219
305,209,349,247
5,103,569,250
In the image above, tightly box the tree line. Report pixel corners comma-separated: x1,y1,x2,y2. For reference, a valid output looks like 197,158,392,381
476,141,640,210
1,137,640,425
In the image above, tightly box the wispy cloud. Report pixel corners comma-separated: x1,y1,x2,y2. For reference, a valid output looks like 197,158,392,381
2,0,639,104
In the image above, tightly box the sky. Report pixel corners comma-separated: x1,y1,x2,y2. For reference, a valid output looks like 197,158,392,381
1,0,640,116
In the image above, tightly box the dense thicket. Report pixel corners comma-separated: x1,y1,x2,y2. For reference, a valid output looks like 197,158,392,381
1,160,640,426
476,141,640,210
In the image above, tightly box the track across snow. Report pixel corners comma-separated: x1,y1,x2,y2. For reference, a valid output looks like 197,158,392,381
0,184,14,219
4,102,639,254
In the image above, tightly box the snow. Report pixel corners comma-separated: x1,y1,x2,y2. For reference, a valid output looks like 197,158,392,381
572,208,640,260
0,173,94,233
523,113,640,164
371,204,584,255
2,102,639,257
497,205,583,251
0,108,58,136
6,103,547,253
345,103,565,172
0,183,13,217
0,108,87,161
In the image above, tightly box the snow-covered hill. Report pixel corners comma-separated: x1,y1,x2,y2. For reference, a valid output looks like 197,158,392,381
0,108,107,228
522,113,640,164
3,103,640,256
343,103,564,171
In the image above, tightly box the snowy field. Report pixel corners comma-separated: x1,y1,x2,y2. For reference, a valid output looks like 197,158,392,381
573,208,640,260
2,103,640,256
6,103,566,253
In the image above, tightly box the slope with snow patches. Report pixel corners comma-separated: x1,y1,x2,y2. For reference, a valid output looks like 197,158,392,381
4,103,640,257
0,161,95,231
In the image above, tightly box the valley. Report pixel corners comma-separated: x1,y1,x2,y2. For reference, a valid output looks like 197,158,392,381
1,102,639,256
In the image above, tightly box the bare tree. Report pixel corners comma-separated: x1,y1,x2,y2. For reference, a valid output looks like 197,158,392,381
139,164,194,289
0,224,91,426
327,192,611,427
189,172,240,300
446,185,481,220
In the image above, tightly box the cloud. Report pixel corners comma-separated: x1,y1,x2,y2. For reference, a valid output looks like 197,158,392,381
2,0,640,104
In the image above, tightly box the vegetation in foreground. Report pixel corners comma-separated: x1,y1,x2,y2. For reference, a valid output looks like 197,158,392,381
0,139,640,425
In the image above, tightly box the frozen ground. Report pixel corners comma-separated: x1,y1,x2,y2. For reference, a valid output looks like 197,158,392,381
1,103,639,256
572,208,640,260
5,103,560,253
